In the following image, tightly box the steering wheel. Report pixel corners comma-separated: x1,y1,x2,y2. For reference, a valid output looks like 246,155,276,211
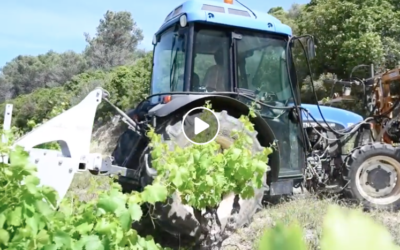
256,84,280,103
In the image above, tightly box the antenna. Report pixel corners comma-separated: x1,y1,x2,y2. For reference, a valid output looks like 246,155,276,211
235,0,257,19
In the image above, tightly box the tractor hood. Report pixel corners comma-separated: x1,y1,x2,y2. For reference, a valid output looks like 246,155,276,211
300,104,363,129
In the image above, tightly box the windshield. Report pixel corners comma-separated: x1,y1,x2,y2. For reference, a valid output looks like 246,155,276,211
151,27,186,101
236,32,292,105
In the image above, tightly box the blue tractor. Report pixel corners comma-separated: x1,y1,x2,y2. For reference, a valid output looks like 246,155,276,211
108,0,385,248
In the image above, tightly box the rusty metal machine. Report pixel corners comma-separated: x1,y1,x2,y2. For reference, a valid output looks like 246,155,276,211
303,64,400,211
368,66,400,143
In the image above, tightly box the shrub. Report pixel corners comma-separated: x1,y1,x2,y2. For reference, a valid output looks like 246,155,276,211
0,87,72,133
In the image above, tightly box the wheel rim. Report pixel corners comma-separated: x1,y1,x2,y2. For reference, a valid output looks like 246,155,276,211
355,155,400,205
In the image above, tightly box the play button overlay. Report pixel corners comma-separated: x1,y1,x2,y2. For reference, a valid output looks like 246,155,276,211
194,117,209,135
182,107,220,145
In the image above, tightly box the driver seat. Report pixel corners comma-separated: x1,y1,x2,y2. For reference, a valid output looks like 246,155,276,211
202,49,226,91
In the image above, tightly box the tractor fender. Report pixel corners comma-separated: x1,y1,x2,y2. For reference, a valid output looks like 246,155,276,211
147,94,215,117
148,94,281,182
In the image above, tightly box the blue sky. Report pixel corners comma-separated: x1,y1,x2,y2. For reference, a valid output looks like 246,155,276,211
0,0,309,68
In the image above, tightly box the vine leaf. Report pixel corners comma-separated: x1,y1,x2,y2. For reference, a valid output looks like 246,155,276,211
129,203,143,222
0,229,10,246
141,183,168,204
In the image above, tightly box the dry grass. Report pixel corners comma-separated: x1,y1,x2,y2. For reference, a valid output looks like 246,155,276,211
65,172,111,202
62,119,123,202
222,194,400,250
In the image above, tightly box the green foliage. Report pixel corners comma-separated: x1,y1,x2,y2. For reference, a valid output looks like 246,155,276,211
0,52,153,132
0,127,21,156
0,129,169,250
268,4,304,35
257,223,306,250
64,70,109,97
1,51,88,97
64,52,152,119
0,87,72,133
100,52,152,117
298,0,400,77
258,205,400,250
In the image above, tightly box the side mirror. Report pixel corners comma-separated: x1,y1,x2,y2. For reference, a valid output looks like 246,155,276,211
306,37,316,59
152,34,158,45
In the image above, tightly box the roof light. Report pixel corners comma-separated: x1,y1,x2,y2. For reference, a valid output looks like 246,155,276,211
179,14,187,27
224,0,233,4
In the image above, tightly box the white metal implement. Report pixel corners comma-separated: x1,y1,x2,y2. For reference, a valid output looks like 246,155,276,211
2,88,134,204
1,104,13,163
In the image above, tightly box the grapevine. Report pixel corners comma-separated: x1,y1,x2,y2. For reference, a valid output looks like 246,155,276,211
0,128,170,250
146,102,273,248
147,109,272,208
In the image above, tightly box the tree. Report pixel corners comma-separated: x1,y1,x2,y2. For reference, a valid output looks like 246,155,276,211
0,73,12,102
298,0,400,78
84,11,144,70
268,4,305,35
0,51,88,97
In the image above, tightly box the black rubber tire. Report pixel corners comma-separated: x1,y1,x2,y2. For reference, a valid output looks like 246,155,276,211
149,110,270,243
344,142,400,211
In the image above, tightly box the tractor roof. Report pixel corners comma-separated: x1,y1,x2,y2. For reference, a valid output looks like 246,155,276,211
156,0,292,36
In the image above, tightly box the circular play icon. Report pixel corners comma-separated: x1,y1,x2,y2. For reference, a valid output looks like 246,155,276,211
182,107,220,145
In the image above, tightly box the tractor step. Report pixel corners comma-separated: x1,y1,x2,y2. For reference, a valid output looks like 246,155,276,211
269,179,294,196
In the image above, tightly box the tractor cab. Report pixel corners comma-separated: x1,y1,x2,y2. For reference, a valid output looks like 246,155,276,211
145,0,315,182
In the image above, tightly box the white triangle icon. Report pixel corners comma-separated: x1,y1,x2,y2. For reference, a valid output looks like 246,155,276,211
194,117,209,135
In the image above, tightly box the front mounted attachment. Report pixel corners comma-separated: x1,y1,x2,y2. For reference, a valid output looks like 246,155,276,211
1,87,142,204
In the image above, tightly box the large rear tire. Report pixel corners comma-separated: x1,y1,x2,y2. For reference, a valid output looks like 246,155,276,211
148,110,270,247
344,142,400,211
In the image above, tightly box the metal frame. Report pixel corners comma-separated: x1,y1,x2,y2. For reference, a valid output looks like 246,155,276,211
1,103,13,163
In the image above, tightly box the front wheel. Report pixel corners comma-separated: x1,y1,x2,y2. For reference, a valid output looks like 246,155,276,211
146,110,270,247
344,142,400,211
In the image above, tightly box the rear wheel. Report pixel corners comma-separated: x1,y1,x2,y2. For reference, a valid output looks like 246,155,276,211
345,142,400,211
148,110,270,247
